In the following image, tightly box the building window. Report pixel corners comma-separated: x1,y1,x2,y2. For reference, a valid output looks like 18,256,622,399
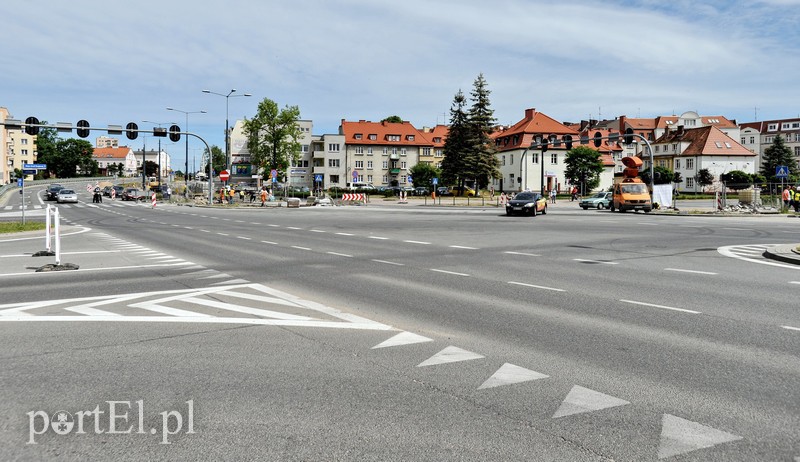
686,158,694,169
655,145,660,153
406,135,414,141
328,159,340,168
783,123,791,130
382,160,388,169
367,175,373,182
387,135,400,142
354,134,362,140
750,136,755,144
391,147,397,155
795,147,800,157
328,143,340,152
401,175,407,183
768,124,777,131
686,177,694,188
675,159,680,169
355,146,364,154
401,148,407,156
502,155,506,166
367,147,373,155
369,134,377,140
510,154,514,164
765,136,774,143
672,144,678,152
367,160,373,169
21,139,28,145
401,161,407,169
531,152,538,163
382,175,388,183
382,147,388,155
435,149,443,157
330,175,339,184
355,160,364,169
422,147,431,156
302,144,309,153
550,153,557,164
741,137,746,144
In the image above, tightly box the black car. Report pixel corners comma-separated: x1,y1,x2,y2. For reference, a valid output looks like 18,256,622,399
112,185,125,198
45,184,64,201
506,191,547,216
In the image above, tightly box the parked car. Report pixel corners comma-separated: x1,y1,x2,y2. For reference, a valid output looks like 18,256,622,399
579,191,613,210
111,185,125,198
448,186,477,197
414,187,430,196
45,184,64,201
436,186,451,196
56,189,78,204
506,191,547,216
121,188,145,201
102,186,113,197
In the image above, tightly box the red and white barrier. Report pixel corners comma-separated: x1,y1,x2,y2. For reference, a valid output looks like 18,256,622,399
341,193,365,202
111,188,116,199
499,192,508,205
151,192,157,208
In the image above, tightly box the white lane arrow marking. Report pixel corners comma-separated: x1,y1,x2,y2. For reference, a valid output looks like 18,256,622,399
417,346,484,367
657,414,742,459
372,331,433,349
477,363,549,390
552,385,630,418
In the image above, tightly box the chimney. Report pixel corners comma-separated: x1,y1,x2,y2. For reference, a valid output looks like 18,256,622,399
619,115,627,133
524,108,536,120
676,125,684,137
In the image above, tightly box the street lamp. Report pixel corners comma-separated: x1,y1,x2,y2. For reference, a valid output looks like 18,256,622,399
166,107,206,184
143,120,176,190
202,89,252,175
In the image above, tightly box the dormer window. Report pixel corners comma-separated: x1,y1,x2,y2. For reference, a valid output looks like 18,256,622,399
354,134,362,140
433,137,441,143
386,135,400,142
406,135,415,141
369,134,377,140
768,124,778,131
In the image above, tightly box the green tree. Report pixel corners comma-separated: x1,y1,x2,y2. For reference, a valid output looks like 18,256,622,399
564,146,604,193
203,145,225,176
408,162,440,191
760,135,797,183
465,73,500,191
37,138,95,178
107,163,118,176
242,98,302,182
143,161,159,177
640,165,675,185
441,90,470,187
33,125,59,179
721,170,752,190
696,168,714,192
381,115,403,123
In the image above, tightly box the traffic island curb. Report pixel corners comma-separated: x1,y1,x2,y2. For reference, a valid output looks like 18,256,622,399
35,263,80,272
763,244,800,266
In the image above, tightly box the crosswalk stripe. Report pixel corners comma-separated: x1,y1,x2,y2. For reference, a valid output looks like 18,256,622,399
182,296,314,320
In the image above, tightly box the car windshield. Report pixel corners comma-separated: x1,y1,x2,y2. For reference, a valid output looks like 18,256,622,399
621,184,647,194
59,190,74,194
592,192,606,198
515,192,535,200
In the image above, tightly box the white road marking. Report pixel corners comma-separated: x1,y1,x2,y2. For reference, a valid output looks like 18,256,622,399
782,325,800,332
478,363,549,390
717,244,800,269
620,299,700,314
336,232,354,236
372,259,404,266
287,226,301,230
267,224,279,227
181,296,314,320
449,245,478,250
261,240,278,245
552,385,629,418
216,233,229,236
417,346,484,367
430,269,470,277
504,251,542,257
404,240,431,245
327,252,352,258
658,414,742,459
237,236,251,240
508,281,565,292
723,227,752,231
291,246,311,251
0,262,195,278
372,331,433,349
637,222,658,226
200,229,211,233
368,236,389,240
309,229,326,233
573,258,618,265
664,268,718,275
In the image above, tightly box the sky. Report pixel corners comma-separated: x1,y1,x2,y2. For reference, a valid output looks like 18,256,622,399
3,0,800,173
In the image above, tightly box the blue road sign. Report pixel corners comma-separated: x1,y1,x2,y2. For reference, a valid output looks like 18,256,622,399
23,163,46,169
432,177,439,185
23,169,36,175
776,166,789,178
315,174,323,182
352,170,359,181
17,178,23,187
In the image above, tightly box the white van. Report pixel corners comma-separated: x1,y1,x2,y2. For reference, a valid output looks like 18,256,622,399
347,182,375,191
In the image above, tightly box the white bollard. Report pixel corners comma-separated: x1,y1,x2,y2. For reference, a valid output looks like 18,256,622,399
54,208,61,266
45,204,52,252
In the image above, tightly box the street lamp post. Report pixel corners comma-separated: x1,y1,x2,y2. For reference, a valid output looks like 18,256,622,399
202,89,251,175
143,120,176,190
167,107,206,186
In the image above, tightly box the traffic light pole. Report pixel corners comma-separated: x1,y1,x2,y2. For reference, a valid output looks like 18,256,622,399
1,119,215,205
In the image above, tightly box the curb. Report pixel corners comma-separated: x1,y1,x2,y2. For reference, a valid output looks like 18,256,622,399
763,244,800,266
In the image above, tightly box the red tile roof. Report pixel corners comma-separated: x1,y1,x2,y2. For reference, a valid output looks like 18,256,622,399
656,126,754,157
93,147,133,159
492,108,578,152
340,119,433,146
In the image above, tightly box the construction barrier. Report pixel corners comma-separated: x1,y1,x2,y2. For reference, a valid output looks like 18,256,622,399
151,192,157,208
341,193,365,202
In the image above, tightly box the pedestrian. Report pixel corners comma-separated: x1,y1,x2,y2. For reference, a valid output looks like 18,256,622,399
239,188,245,202
166,186,172,201
794,186,800,213
229,187,236,204
571,186,578,202
549,188,556,204
783,186,791,210
260,188,267,207
219,187,226,204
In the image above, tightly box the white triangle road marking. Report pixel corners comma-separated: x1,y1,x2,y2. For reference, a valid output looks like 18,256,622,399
657,414,742,459
417,346,484,367
552,385,630,418
372,331,433,349
477,363,549,390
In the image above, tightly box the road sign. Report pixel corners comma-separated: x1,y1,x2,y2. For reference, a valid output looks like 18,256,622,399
219,170,230,181
17,178,23,187
23,163,46,169
23,169,36,175
271,169,277,179
315,174,323,182
432,177,438,185
776,166,789,178
352,170,359,181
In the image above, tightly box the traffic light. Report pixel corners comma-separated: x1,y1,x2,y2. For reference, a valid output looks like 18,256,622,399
563,135,573,150
76,120,90,138
624,128,634,144
126,122,138,140
593,132,602,148
24,117,40,136
169,124,181,142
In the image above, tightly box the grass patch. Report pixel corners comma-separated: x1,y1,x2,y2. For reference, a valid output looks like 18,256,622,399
0,221,46,234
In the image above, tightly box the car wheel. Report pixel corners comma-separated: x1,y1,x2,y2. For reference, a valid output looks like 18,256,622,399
581,205,588,210
609,202,615,212
597,203,604,210
644,208,651,213
531,207,537,217
542,205,547,215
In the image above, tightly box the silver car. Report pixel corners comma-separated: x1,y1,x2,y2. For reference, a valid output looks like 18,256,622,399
56,189,78,204
579,191,612,210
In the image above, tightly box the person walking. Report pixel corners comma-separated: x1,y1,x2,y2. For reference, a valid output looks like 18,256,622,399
260,188,268,207
549,188,557,204
571,186,578,202
793,186,800,212
228,187,236,204
783,186,791,210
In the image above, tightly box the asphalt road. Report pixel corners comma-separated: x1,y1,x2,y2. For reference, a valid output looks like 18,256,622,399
1,186,799,461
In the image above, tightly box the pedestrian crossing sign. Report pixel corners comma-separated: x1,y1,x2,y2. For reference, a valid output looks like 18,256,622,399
776,166,789,178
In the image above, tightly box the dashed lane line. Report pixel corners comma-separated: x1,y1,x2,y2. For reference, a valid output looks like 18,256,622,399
782,325,800,332
372,259,404,266
508,281,565,292
573,258,619,265
504,251,542,257
404,240,431,245
430,269,470,277
327,252,353,258
449,245,478,250
664,268,718,275
619,299,700,314
291,246,312,251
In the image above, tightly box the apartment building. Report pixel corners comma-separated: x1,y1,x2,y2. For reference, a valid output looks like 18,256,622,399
96,136,119,149
92,147,138,177
418,125,448,169
739,118,800,173
1,106,38,183
339,119,431,187
651,125,755,192
310,133,346,189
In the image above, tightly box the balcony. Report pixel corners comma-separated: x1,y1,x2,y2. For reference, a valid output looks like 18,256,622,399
312,150,326,159
389,168,401,175
389,153,400,160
